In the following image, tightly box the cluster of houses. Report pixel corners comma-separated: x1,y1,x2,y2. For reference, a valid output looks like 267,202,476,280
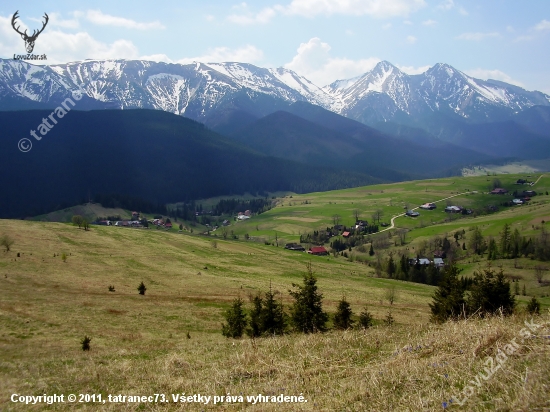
284,243,329,255
516,178,535,186
93,212,174,229
236,210,252,220
491,185,537,206
409,257,445,268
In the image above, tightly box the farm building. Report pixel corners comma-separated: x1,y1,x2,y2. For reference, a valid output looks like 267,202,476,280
309,246,328,256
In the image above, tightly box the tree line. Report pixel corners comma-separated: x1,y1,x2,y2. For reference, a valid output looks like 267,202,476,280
221,263,376,338
430,262,542,323
469,224,550,261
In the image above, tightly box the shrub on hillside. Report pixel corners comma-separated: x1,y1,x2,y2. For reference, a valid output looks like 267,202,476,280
429,264,466,323
333,296,354,330
137,281,147,295
358,306,374,329
81,336,91,351
289,263,328,333
222,297,248,338
72,215,84,228
467,264,515,316
527,296,541,315
0,234,15,252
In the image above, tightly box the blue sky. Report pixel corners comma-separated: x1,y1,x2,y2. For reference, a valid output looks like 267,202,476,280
1,0,549,92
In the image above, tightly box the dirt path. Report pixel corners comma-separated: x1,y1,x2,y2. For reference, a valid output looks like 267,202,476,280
533,174,546,186
378,191,469,233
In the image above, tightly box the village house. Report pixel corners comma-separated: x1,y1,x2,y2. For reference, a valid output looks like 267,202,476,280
420,203,436,210
284,243,305,251
490,188,508,195
308,246,328,256
444,205,462,213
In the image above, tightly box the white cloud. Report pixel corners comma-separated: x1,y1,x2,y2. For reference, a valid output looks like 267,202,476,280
397,64,430,74
437,0,454,10
43,32,139,63
534,19,550,31
227,6,277,24
176,45,264,64
284,0,426,18
456,32,499,41
86,10,165,30
422,19,437,26
406,35,417,44
437,0,467,15
0,14,139,64
48,12,80,29
464,68,524,87
227,0,426,24
284,37,380,86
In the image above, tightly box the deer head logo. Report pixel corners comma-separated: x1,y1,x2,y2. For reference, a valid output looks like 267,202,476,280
12,11,49,54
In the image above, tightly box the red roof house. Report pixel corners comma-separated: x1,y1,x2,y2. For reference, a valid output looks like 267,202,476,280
309,246,328,256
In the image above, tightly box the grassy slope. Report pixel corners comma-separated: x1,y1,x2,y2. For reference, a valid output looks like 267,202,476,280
1,174,550,410
230,173,550,242
30,204,133,223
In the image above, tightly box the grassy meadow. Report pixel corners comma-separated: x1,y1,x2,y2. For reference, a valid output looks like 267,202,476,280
1,173,550,410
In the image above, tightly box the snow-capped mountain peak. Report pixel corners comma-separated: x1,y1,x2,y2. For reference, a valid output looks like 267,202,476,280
0,58,548,125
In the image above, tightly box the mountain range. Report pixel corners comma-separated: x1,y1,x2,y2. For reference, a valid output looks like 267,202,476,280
1,58,549,126
1,58,550,217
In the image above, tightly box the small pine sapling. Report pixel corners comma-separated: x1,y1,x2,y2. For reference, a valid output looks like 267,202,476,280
81,336,91,351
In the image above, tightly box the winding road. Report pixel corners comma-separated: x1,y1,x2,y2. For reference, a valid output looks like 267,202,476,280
378,191,470,233
377,173,546,234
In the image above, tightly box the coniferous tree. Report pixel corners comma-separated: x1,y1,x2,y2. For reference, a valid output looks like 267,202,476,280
487,238,498,260
137,281,147,295
289,263,328,333
509,229,521,259
467,264,515,316
358,306,374,329
260,284,286,335
386,253,396,278
429,264,466,323
81,336,91,351
333,296,354,330
499,223,511,258
468,226,487,255
222,297,248,338
527,296,541,315
247,294,263,338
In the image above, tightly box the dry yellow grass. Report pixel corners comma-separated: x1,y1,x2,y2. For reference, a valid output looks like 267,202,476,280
1,220,549,411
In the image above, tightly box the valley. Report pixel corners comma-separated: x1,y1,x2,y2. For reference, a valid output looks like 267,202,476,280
1,173,550,410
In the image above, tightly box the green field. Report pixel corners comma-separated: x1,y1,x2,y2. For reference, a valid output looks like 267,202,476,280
2,173,550,410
